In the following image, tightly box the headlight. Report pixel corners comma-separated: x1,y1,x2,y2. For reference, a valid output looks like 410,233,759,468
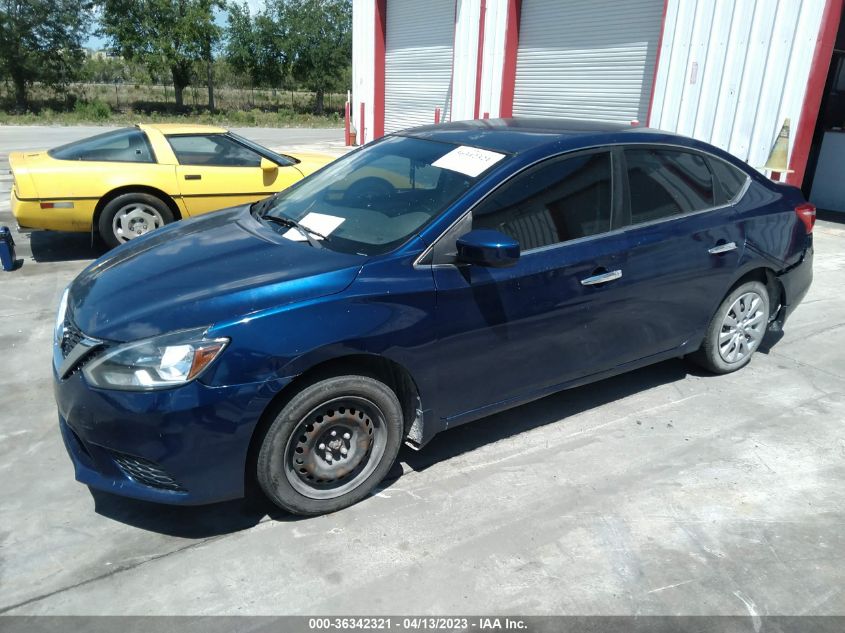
55,287,69,343
82,327,229,391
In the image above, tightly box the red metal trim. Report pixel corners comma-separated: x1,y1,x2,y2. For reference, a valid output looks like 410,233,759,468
360,102,366,146
473,0,488,119
787,0,843,187
435,107,441,124
373,0,387,140
344,101,351,146
499,0,521,118
646,0,669,127
446,0,459,121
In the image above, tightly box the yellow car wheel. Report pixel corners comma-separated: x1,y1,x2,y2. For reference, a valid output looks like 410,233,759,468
98,193,175,249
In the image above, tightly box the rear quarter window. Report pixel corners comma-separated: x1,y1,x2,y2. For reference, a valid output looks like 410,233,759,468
48,128,155,163
709,157,750,204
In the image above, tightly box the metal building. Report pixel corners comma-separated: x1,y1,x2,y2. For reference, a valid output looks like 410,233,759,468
352,0,845,209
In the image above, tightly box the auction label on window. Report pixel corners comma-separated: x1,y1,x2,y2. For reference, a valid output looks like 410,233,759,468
283,212,345,241
432,145,506,177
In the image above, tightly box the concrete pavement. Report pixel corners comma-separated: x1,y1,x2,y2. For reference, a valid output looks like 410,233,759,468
0,126,843,616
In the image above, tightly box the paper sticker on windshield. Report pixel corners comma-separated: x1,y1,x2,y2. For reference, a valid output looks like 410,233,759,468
283,212,344,241
432,146,506,177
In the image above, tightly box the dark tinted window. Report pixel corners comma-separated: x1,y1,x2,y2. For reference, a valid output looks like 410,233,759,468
473,152,612,251
168,134,262,167
625,148,715,225
48,128,154,163
709,157,748,204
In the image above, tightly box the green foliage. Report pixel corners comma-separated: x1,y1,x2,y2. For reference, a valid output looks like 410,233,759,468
276,0,351,113
98,0,224,107
225,2,287,89
0,0,94,108
73,98,112,119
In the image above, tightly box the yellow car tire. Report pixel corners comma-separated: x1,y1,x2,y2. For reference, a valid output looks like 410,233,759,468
98,193,175,249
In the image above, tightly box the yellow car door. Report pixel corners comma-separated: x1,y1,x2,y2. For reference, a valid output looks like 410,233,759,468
168,133,303,216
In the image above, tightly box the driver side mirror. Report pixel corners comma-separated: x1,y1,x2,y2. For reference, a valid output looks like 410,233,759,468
456,230,520,268
260,157,279,172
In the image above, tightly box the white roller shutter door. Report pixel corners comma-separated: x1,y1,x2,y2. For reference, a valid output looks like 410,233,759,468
385,0,455,133
513,0,663,123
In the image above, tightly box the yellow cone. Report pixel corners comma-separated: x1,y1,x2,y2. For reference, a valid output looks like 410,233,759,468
763,118,794,173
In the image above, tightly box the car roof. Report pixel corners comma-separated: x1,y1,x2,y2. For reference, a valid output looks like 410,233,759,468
400,117,670,154
138,123,229,135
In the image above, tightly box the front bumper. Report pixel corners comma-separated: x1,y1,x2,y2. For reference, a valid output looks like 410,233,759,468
55,365,289,505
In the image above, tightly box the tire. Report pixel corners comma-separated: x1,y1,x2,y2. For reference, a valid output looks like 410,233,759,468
98,192,174,249
256,375,403,515
690,280,770,374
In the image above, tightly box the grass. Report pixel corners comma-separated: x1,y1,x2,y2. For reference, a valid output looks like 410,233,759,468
0,82,346,127
0,107,343,127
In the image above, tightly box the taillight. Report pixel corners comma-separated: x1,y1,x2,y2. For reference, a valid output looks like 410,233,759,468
795,202,816,234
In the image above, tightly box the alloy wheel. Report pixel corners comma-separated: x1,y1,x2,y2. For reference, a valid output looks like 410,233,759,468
718,291,766,363
112,202,165,242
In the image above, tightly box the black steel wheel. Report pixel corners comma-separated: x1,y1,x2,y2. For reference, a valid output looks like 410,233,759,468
256,375,403,515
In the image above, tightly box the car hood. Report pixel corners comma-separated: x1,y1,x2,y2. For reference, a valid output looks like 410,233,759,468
67,205,364,341
285,150,336,177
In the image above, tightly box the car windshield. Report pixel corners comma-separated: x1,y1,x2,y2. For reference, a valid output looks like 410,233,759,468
260,135,506,255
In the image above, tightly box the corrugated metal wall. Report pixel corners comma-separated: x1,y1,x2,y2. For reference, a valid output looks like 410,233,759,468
351,0,374,142
650,0,826,172
512,0,664,123
384,0,455,133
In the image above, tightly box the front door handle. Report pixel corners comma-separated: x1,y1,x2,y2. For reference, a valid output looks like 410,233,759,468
708,241,737,254
580,269,622,286
184,174,202,181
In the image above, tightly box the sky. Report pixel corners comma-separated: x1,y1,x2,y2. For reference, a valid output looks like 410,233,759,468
85,0,264,50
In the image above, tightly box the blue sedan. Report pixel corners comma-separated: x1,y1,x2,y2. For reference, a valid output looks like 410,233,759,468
54,119,814,515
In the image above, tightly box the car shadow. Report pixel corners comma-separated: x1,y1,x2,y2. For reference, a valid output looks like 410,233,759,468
29,230,108,262
90,356,695,537
393,357,691,476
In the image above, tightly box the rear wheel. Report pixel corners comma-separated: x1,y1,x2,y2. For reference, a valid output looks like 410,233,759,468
256,375,403,515
691,280,770,374
98,193,174,249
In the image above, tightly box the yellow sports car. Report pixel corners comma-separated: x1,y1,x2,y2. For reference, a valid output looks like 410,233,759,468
9,123,334,248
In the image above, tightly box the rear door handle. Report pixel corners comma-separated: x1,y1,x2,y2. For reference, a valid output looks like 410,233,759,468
184,174,202,181
580,269,622,286
708,241,737,254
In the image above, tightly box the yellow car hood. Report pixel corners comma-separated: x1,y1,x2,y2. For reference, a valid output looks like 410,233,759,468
287,151,336,177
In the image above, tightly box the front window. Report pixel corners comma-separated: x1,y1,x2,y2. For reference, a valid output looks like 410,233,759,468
259,136,506,255
167,134,264,167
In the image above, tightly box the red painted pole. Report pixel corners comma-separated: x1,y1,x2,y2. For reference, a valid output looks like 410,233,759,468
359,102,366,146
344,101,351,146
434,107,441,124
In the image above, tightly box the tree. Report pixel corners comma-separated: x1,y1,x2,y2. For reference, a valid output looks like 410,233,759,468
0,0,93,109
98,0,223,109
225,2,285,93
276,0,351,114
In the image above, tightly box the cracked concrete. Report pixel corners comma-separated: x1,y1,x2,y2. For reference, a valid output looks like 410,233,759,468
1,126,844,615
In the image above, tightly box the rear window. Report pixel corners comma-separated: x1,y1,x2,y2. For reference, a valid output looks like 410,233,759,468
709,157,749,204
49,128,155,163
625,148,716,225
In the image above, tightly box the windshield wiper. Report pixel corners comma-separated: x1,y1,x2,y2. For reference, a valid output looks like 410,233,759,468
260,214,326,249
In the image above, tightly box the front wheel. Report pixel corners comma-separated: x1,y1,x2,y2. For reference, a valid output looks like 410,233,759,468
98,193,174,249
256,375,403,515
690,280,770,374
